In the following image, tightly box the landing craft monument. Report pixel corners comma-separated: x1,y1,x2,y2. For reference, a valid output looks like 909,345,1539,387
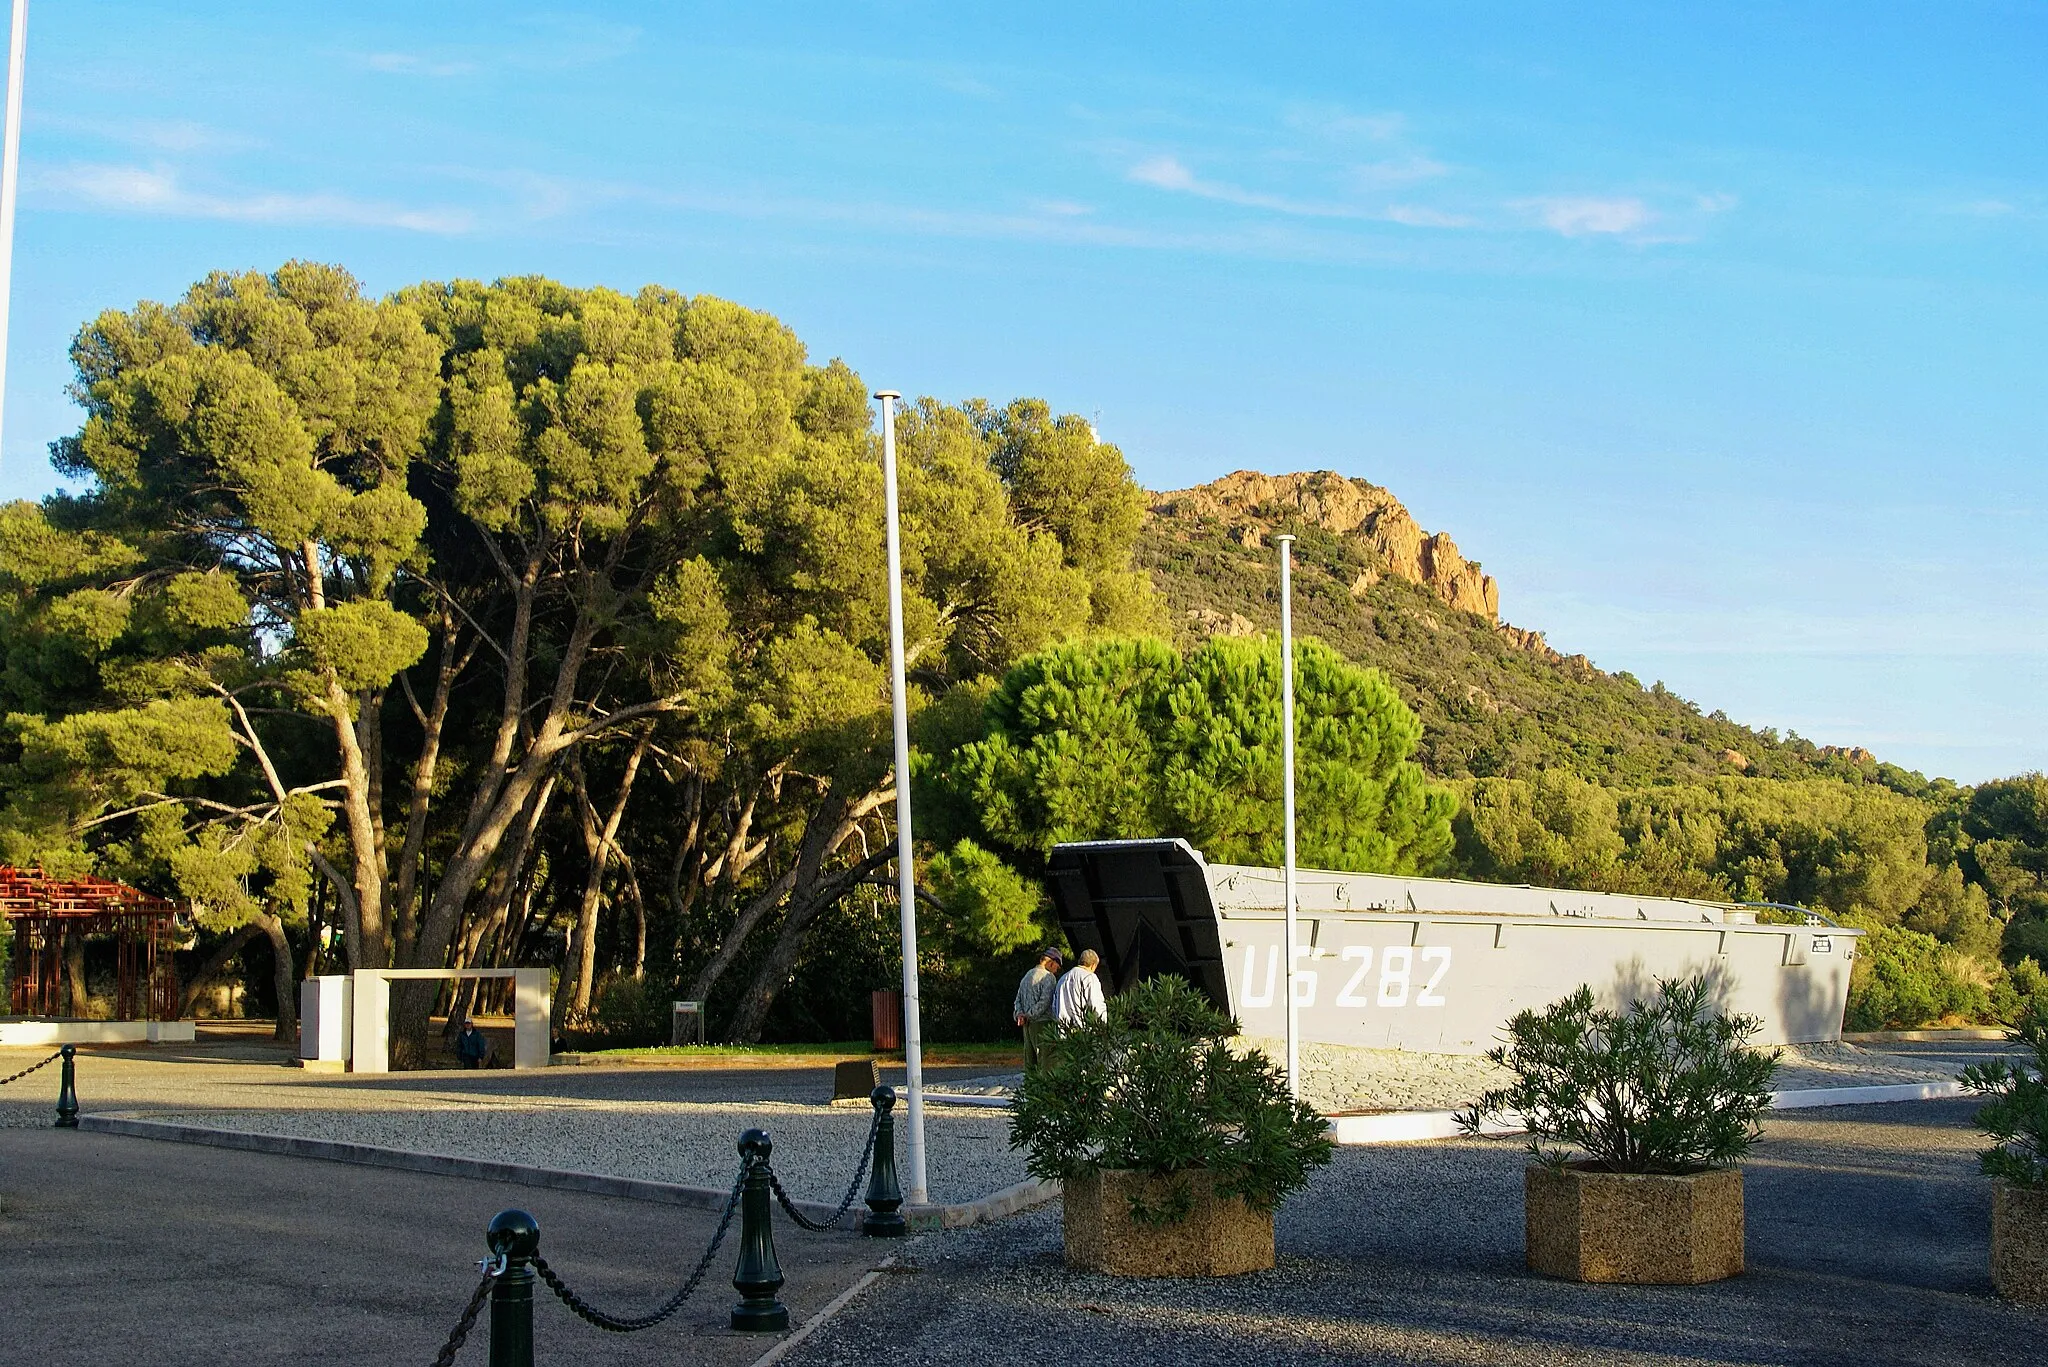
1047,839,1858,1053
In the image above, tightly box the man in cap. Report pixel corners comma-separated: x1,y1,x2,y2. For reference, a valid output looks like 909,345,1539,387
1013,946,1064,1070
1054,948,1108,1029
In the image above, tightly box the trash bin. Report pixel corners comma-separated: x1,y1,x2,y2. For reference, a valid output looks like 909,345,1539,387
870,989,902,1052
671,1000,706,1046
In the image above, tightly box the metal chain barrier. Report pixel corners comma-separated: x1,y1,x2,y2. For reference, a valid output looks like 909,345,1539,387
767,1107,881,1231
429,1270,498,1367
530,1165,746,1334
0,1049,62,1087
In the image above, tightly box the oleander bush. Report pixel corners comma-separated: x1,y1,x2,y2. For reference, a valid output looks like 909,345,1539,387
1961,1014,2048,1189
1009,975,1332,1220
1457,974,1780,1174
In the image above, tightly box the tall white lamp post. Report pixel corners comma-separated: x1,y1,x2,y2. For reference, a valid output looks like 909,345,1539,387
875,389,929,1205
0,0,29,466
1277,533,1300,1100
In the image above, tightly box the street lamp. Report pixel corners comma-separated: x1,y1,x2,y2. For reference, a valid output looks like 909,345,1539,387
0,0,30,466
1277,532,1300,1101
875,389,929,1205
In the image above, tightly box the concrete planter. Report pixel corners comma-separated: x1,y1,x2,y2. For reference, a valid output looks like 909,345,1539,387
1524,1164,1744,1284
1992,1182,2048,1303
1062,1169,1274,1277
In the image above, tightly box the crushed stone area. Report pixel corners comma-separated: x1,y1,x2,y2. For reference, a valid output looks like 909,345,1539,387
153,1099,1024,1204
789,1099,2039,1367
1235,1036,1960,1114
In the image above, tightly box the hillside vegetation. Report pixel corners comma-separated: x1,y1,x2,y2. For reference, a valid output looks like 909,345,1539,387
1138,471,2048,1028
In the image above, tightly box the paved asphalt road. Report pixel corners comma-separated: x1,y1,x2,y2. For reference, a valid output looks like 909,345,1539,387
0,1127,886,1367
792,1097,2044,1367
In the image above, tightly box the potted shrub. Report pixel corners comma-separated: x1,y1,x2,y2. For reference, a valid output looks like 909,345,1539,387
1010,975,1332,1277
1457,974,1779,1285
1960,1014,2048,1303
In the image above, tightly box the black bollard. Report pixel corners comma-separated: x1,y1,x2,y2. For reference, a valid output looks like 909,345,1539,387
54,1045,78,1129
486,1209,540,1367
730,1129,789,1332
862,1085,906,1237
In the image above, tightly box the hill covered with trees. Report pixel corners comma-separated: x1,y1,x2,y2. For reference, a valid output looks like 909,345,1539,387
1138,469,2048,1027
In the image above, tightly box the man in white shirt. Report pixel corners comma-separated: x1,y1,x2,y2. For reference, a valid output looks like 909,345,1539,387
1053,948,1108,1028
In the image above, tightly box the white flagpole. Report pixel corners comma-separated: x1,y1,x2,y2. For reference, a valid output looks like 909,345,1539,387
1277,533,1299,1101
0,0,28,469
876,389,928,1205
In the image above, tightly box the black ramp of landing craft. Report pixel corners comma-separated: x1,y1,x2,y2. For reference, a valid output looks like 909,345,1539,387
1045,840,1232,1013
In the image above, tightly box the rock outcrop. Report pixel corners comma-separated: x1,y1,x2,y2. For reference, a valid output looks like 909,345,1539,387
1151,470,1501,619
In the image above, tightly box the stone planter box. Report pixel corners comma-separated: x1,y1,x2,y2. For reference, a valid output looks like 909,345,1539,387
1062,1169,1274,1277
1525,1164,1744,1284
1993,1182,2048,1303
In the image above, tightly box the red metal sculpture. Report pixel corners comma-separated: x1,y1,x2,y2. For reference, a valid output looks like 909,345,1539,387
1,868,181,1020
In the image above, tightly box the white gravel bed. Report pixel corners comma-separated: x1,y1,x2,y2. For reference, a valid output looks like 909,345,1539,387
142,1097,1028,1205
1239,1036,1961,1114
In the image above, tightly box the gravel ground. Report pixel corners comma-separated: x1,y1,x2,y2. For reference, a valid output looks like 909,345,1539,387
1241,1036,1959,1113
946,1038,1959,1116
791,1095,2043,1367
0,1042,1027,1203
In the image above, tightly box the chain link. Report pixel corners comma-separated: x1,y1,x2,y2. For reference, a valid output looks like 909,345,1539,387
0,1050,62,1088
429,1273,496,1367
532,1164,746,1333
768,1107,881,1231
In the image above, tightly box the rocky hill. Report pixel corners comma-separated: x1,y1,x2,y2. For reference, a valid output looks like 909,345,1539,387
1140,470,1906,789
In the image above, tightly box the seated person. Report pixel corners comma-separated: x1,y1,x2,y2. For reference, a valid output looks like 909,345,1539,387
454,1017,493,1069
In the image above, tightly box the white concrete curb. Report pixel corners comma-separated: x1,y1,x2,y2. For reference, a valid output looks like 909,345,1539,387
745,1258,895,1367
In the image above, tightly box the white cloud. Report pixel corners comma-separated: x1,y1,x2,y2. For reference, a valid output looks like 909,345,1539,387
1694,192,1739,213
1128,154,1355,217
1381,204,1473,229
36,162,474,234
1284,104,1404,141
362,52,477,78
1517,195,1655,237
1030,198,1093,217
1348,155,1449,188
1951,198,2017,217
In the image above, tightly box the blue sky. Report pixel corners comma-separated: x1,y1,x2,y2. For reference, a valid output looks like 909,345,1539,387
4,3,2043,782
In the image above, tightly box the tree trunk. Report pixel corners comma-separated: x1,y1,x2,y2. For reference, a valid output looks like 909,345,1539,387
724,848,893,1042
64,930,90,1017
253,911,298,1043
177,924,262,1019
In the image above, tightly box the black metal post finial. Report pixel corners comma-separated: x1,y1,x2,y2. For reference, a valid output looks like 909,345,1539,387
54,1044,78,1129
730,1128,789,1331
862,1085,906,1237
486,1209,540,1367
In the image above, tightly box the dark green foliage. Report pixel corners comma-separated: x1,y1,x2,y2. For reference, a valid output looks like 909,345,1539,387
1844,922,1996,1030
1457,975,1780,1174
938,634,1455,876
1961,1015,2048,1190
1009,976,1333,1214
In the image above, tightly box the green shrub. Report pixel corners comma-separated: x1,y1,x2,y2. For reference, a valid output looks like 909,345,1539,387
1961,1015,2048,1189
1457,975,1780,1174
578,975,670,1048
1845,923,1994,1029
1008,975,1332,1217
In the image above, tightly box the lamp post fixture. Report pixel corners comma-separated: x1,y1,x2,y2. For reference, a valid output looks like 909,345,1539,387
875,389,929,1206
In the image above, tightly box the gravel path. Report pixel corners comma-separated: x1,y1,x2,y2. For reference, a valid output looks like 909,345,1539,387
0,1044,1027,1203
790,1097,2044,1367
0,1034,1984,1211
954,1038,1960,1115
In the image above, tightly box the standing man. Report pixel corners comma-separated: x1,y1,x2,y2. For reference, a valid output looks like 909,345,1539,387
1013,947,1063,1070
1054,948,1108,1028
